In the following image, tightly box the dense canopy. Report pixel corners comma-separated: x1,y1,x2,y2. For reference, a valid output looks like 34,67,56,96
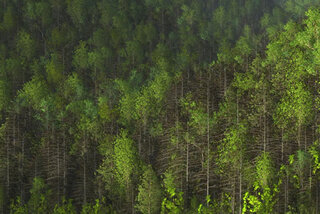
1,0,320,213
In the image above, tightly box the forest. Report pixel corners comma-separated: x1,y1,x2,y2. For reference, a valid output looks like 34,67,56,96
1,0,320,213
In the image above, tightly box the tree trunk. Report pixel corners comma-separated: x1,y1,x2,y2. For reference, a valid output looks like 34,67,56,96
237,92,242,214
6,134,9,203
285,173,288,213
206,73,211,200
316,179,319,214
19,120,24,203
83,133,87,205
224,67,227,96
63,129,66,196
232,176,235,214
139,126,142,156
298,124,301,149
281,129,284,162
56,125,60,205
304,127,307,152
186,125,189,200
46,110,50,180
239,167,242,214
263,87,266,153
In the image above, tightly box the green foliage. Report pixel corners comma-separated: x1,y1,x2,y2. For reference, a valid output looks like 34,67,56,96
73,41,89,70
4,1,320,214
234,25,253,65
181,94,208,135
242,154,281,214
24,0,52,27
65,73,85,99
66,0,87,28
117,70,172,125
135,70,171,123
49,25,71,50
81,197,115,214
18,74,52,113
285,0,320,18
113,130,138,188
1,6,16,32
161,171,184,214
98,96,113,122
16,30,36,60
197,194,232,214
11,177,51,214
289,150,311,188
53,197,76,214
27,177,51,213
97,135,119,196
10,197,26,214
309,140,320,174
136,165,162,214
218,123,247,173
275,82,313,129
256,153,275,189
46,53,64,85
0,76,9,112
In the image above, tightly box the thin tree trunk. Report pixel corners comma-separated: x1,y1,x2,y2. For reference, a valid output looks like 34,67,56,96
263,87,266,152
63,130,66,196
19,120,24,203
310,165,312,202
206,73,211,200
148,180,151,214
316,179,319,214
232,177,235,214
224,67,227,96
56,125,60,205
83,134,87,205
6,134,9,202
237,93,242,214
161,10,164,40
285,173,289,213
131,184,134,214
305,127,307,152
143,116,146,159
186,125,189,200
84,156,86,204
46,110,49,179
281,129,284,162
13,115,16,163
139,126,142,156
298,124,301,149
239,167,242,214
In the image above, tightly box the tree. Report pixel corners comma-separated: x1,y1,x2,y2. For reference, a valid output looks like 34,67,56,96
66,0,88,30
11,177,51,214
113,130,138,189
3,1,320,213
136,165,162,214
242,153,281,214
16,30,36,62
81,197,115,214
53,197,76,214
1,6,16,33
161,170,184,214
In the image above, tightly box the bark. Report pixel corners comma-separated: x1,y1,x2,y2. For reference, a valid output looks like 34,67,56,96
6,134,9,202
83,133,87,205
237,93,242,214
63,129,66,196
206,72,211,200
263,87,266,153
